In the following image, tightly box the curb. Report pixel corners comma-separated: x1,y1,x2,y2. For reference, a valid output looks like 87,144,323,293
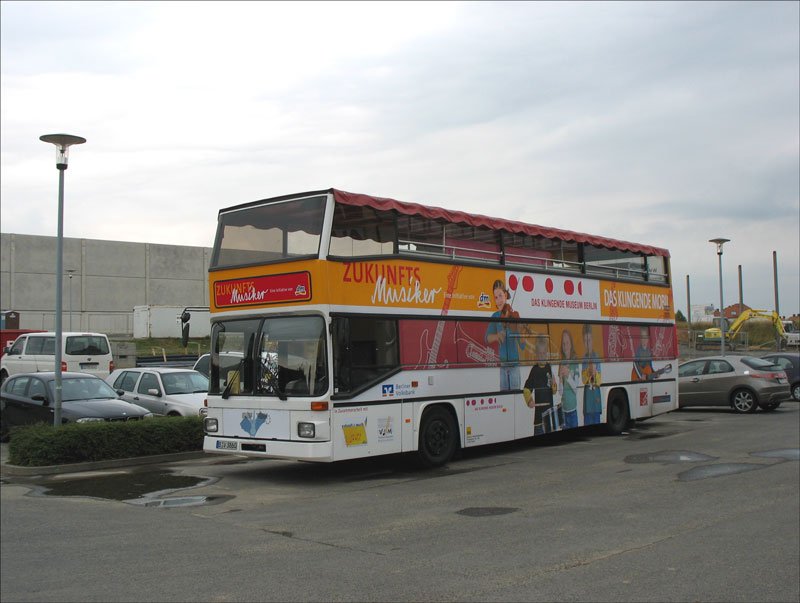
0,451,207,478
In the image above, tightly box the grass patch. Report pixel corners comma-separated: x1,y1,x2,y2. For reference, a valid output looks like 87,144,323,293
127,337,210,357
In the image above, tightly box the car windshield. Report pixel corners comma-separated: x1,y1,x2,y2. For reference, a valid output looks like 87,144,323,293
54,377,120,401
161,371,209,395
741,357,780,370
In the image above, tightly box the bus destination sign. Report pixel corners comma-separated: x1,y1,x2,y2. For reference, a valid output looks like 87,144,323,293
213,271,311,308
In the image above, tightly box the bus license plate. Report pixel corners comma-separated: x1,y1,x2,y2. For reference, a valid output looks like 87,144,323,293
216,440,238,450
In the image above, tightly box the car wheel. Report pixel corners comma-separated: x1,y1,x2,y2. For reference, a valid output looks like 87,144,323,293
759,401,781,411
605,392,630,435
792,382,800,402
418,406,458,468
731,389,758,413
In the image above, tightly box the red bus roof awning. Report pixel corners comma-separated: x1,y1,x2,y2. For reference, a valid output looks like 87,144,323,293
332,189,670,258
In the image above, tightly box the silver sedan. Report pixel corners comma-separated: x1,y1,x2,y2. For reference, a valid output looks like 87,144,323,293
678,355,790,413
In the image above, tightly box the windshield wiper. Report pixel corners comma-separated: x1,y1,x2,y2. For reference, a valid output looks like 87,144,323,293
221,365,241,400
260,359,287,401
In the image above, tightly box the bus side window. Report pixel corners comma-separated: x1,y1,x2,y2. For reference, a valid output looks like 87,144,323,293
332,318,351,394
332,317,398,396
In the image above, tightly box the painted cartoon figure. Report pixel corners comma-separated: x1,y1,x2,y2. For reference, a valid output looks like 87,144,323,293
631,326,671,381
485,279,525,390
581,324,602,425
558,329,582,429
523,337,559,435
632,326,655,381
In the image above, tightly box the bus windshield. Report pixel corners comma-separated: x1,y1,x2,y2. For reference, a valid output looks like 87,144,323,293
210,315,328,398
211,194,327,269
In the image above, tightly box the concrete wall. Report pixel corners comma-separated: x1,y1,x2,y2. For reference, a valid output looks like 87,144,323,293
0,233,211,336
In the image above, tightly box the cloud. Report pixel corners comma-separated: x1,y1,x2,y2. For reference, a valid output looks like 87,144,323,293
1,0,798,315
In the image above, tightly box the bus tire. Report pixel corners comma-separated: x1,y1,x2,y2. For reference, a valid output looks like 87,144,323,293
605,391,629,436
418,405,458,468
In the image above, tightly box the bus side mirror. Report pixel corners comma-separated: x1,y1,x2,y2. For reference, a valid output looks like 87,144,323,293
180,311,191,347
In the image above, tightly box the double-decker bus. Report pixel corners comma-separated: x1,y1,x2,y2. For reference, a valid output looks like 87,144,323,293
202,189,677,466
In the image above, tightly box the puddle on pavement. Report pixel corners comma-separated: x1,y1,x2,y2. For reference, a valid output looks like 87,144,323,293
678,463,765,482
129,494,234,508
35,470,223,507
457,507,519,517
624,429,679,440
625,450,718,464
750,449,800,461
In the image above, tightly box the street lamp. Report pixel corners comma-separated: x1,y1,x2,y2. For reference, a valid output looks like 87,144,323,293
709,238,730,356
66,269,76,330
40,134,86,428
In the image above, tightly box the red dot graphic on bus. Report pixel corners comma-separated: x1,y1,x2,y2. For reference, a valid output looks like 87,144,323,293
578,282,583,295
522,275,534,292
545,278,554,293
508,274,518,290
564,280,574,295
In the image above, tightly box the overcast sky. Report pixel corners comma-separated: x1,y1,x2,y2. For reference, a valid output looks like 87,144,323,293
2,1,798,317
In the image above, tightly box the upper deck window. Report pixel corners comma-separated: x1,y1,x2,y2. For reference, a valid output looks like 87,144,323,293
211,195,326,269
584,245,647,280
329,204,395,257
397,216,501,263
646,255,668,283
503,233,580,271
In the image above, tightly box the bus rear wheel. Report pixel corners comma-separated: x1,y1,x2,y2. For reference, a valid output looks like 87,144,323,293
418,406,458,468
605,392,629,436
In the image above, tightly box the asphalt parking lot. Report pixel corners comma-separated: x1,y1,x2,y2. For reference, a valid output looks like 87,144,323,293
1,402,798,603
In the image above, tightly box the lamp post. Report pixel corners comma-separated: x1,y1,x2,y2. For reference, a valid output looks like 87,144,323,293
709,238,730,356
40,134,86,428
66,269,76,330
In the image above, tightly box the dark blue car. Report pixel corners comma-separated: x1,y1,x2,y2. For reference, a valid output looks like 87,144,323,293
1,372,152,441
762,353,800,401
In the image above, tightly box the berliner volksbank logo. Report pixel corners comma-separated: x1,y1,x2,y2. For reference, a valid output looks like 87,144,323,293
382,384,394,397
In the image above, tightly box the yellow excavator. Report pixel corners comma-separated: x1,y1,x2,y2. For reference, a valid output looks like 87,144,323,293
700,309,797,350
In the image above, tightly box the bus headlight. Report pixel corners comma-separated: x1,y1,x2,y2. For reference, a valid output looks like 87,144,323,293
204,417,219,433
298,422,315,438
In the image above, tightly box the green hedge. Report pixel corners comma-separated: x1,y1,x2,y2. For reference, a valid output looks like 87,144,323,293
7,416,204,467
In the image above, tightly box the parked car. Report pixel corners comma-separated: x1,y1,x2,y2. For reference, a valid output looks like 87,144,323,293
0,331,114,385
106,367,208,417
761,352,800,401
678,355,789,413
1,372,152,440
192,352,243,391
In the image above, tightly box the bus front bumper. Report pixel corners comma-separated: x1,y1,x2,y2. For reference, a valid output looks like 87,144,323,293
203,436,333,462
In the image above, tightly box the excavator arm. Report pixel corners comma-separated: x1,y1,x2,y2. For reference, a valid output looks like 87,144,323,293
701,309,787,349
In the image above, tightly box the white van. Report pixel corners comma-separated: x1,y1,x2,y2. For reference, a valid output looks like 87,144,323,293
0,332,115,384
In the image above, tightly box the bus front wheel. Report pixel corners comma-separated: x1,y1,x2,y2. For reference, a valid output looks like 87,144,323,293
418,406,458,468
605,392,630,436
